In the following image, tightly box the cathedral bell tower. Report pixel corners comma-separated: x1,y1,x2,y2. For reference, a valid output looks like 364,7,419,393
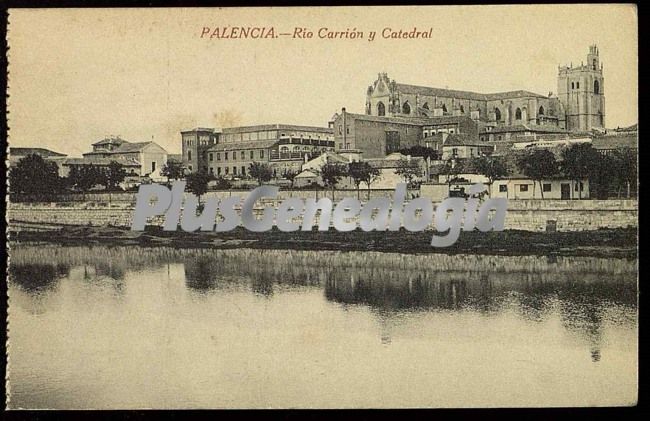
557,45,605,132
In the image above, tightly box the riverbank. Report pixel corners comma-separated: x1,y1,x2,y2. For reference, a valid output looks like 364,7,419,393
8,224,637,258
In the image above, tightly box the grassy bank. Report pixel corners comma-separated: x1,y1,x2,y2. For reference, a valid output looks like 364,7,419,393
8,224,637,258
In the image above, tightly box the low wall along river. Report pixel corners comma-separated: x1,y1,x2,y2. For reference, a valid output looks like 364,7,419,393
7,191,638,232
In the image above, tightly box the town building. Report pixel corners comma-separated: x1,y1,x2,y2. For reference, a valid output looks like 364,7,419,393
201,124,335,178
591,124,637,156
82,136,169,177
294,151,354,188
479,124,571,142
60,156,142,178
364,46,605,133
361,153,428,189
557,45,606,132
181,128,219,174
440,134,494,160
9,147,68,176
330,108,480,159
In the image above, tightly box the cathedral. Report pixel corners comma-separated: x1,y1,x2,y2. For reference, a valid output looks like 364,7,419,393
365,45,605,133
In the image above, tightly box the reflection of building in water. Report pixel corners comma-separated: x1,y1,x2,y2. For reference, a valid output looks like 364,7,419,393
322,264,635,359
558,288,608,363
324,273,468,310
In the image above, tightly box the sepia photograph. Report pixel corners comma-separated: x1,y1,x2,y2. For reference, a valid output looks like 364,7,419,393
5,5,638,409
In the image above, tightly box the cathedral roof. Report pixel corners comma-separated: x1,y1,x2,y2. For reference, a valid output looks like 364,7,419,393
395,83,487,101
394,83,547,101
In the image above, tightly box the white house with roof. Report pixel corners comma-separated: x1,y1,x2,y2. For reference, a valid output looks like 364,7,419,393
360,152,428,189
81,136,168,178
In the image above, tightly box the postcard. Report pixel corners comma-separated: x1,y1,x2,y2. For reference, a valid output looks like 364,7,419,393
6,5,638,409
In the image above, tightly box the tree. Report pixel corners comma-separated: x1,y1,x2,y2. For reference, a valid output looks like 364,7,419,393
348,161,381,200
588,153,615,199
161,160,186,182
394,158,423,187
67,164,104,192
516,149,559,199
282,169,298,189
560,143,601,199
248,162,273,186
105,161,126,191
440,159,465,186
213,176,232,190
186,171,210,204
611,147,637,198
348,161,370,199
9,153,62,196
320,163,347,199
398,145,439,161
362,165,381,200
472,155,509,196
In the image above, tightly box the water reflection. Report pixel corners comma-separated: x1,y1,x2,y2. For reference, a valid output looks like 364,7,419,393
10,263,69,293
7,245,637,408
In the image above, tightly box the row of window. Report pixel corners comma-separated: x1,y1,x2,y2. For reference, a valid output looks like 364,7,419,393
221,131,333,142
207,150,265,162
498,182,585,193
423,128,456,137
209,166,248,176
570,80,600,94
184,137,215,147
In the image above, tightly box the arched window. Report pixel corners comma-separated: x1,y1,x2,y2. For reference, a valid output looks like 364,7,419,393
442,104,447,113
402,101,411,114
460,105,465,113
494,107,501,121
571,82,575,89
377,101,386,116
594,80,600,95
515,108,522,120
422,102,429,110
538,106,544,116
593,59,597,70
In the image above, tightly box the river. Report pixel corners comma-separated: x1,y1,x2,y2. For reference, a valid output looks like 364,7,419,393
7,245,638,408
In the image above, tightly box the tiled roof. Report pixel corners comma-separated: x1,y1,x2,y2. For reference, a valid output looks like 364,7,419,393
484,90,548,100
296,170,319,178
84,141,158,155
10,147,67,157
343,112,473,127
221,124,333,134
181,127,218,133
92,137,128,146
113,141,155,152
612,123,637,132
482,124,568,134
63,157,141,166
208,140,279,151
592,134,637,150
364,156,425,169
442,133,484,147
395,83,547,102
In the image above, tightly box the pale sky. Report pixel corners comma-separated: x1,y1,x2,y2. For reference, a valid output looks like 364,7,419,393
7,5,638,156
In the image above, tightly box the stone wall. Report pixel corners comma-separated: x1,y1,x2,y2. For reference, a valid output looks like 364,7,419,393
8,198,638,232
